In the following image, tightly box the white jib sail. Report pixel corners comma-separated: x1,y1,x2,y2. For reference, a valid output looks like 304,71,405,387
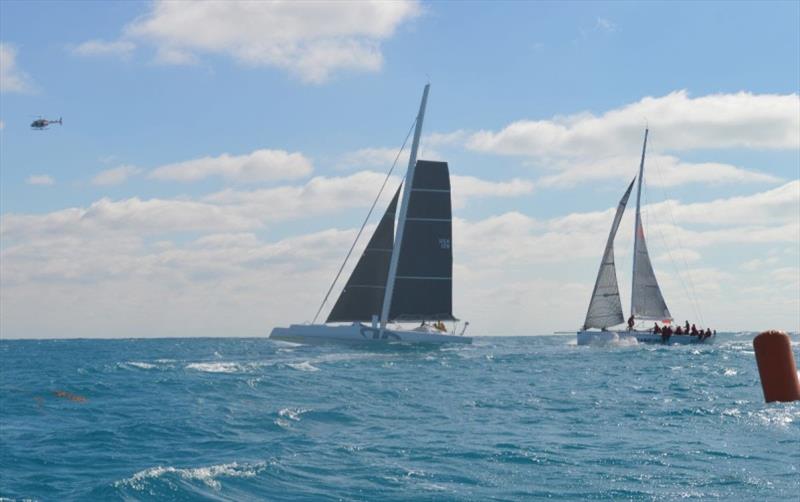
631,129,672,322
583,178,636,330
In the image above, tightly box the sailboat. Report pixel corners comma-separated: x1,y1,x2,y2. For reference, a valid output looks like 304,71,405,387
576,129,711,345
270,85,471,345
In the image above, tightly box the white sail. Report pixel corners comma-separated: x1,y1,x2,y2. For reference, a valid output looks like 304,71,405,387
631,129,672,321
583,178,636,329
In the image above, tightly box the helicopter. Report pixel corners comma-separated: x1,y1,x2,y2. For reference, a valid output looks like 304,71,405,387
30,117,62,130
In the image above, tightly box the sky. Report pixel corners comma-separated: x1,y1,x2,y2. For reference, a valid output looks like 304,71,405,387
1,0,798,339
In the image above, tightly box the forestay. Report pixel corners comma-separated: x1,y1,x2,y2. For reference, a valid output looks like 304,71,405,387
389,160,456,321
327,187,401,322
583,178,636,329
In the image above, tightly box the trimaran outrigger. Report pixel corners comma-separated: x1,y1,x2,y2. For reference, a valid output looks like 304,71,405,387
577,129,712,345
270,85,471,345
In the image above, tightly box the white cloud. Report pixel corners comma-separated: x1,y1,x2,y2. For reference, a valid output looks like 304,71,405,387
1,197,261,242
123,1,421,83
71,39,136,58
469,91,799,157
339,147,405,170
91,165,142,186
148,149,313,183
450,175,533,209
0,43,34,93
595,17,616,33
154,47,198,66
462,91,798,188
3,174,798,337
25,175,55,186
538,154,782,188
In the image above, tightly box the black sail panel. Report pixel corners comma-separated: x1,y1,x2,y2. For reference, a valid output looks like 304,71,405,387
389,160,455,321
326,187,400,322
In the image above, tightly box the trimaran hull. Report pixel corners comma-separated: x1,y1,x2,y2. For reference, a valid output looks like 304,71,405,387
577,330,714,346
270,324,472,345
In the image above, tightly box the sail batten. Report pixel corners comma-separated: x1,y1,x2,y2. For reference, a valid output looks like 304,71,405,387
583,178,635,329
631,129,672,322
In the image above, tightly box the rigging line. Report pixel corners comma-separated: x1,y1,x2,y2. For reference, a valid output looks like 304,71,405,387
311,118,418,324
647,137,706,326
645,145,705,326
642,176,697,323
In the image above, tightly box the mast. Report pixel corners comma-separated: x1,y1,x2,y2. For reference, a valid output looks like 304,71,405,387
631,128,648,320
380,84,430,330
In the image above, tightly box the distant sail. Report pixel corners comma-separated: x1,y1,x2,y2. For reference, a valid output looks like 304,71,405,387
583,178,636,329
327,187,401,322
389,160,455,321
631,129,672,321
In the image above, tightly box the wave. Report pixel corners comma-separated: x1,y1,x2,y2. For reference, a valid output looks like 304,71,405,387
114,461,264,491
123,361,156,370
286,361,319,372
186,362,252,374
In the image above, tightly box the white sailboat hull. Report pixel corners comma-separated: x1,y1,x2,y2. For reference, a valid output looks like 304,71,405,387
270,323,472,346
576,330,714,346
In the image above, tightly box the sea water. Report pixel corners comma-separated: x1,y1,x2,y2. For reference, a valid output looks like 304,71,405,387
1,334,798,501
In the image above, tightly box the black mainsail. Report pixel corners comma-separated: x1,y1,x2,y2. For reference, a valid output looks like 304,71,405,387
326,187,401,322
389,160,455,321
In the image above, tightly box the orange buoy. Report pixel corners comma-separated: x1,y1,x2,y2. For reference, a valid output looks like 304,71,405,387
753,330,800,403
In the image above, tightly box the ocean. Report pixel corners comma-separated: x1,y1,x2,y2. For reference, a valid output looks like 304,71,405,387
1,334,798,501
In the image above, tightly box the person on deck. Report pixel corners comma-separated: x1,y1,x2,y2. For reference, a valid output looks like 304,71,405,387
705,328,712,339
653,323,661,334
628,315,635,330
685,320,690,333
691,324,698,336
676,326,683,335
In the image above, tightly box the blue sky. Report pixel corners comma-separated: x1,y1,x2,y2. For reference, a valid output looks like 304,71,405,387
1,1,798,338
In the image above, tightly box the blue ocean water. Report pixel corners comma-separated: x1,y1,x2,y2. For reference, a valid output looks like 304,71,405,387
1,334,798,501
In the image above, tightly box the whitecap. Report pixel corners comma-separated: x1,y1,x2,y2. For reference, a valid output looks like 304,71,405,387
287,361,319,372
115,461,264,491
186,362,246,373
125,361,156,370
278,407,310,421
723,368,737,376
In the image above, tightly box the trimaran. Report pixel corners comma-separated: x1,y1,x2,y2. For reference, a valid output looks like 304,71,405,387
270,85,471,345
577,129,712,345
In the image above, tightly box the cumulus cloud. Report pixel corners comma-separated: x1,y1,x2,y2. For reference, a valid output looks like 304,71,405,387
71,39,136,58
4,180,797,337
538,154,782,188
338,147,406,170
122,1,421,83
450,175,533,209
468,91,799,158
25,175,55,186
0,43,35,93
148,149,313,183
91,165,142,186
460,91,799,188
